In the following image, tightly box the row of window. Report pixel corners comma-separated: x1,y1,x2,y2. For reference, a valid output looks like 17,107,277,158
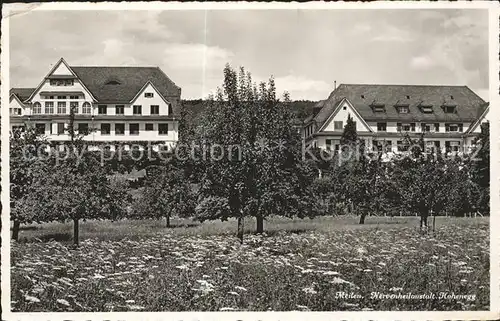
326,139,462,152
42,95,82,100
31,122,170,136
50,79,74,86
375,105,456,114
97,105,164,115
393,122,463,133
32,102,92,115
30,102,170,115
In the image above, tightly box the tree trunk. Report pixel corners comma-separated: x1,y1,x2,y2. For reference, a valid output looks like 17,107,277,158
73,218,79,246
432,211,436,232
420,212,428,228
256,214,264,234
166,215,171,228
359,213,366,224
12,220,21,241
237,216,244,244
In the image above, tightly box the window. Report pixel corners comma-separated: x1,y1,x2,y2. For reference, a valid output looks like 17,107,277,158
150,105,160,115
444,106,456,113
133,105,142,115
78,123,89,134
35,123,45,135
334,121,343,130
446,124,459,132
422,123,431,132
57,95,67,99
145,92,154,98
45,95,54,99
410,123,416,132
57,102,66,114
82,102,92,114
325,139,340,151
70,102,79,114
158,123,169,135
33,102,42,114
50,79,74,86
129,123,140,135
101,123,111,135
402,123,411,132
421,106,433,113
373,106,385,112
48,123,53,135
98,105,107,115
145,123,154,131
69,95,80,99
377,122,387,131
115,105,125,115
10,108,22,115
57,123,65,135
115,123,125,135
398,106,409,113
434,123,440,132
43,102,53,114
343,106,347,110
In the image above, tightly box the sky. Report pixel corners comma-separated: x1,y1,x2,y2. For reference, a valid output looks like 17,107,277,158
9,8,489,101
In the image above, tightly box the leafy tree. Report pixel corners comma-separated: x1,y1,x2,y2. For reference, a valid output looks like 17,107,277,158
340,114,358,146
10,126,50,241
391,153,454,229
132,162,195,227
42,108,125,246
471,122,489,214
195,65,316,242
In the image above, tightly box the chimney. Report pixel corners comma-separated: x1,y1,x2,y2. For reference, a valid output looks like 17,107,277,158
334,80,337,90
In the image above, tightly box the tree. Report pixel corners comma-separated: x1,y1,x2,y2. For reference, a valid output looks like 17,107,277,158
195,65,316,242
471,122,489,214
42,107,124,246
391,152,454,229
340,114,358,146
132,162,195,227
10,126,50,241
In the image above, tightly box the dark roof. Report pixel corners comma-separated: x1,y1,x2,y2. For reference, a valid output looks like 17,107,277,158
314,84,487,129
70,66,181,103
10,88,35,101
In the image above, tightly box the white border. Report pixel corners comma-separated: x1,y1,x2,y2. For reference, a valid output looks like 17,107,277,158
2,2,499,321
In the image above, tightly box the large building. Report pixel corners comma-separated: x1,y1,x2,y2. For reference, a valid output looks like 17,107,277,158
303,84,489,153
9,58,181,147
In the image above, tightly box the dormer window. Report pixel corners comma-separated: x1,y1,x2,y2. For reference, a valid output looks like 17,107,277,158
371,103,385,112
145,92,154,98
398,106,409,114
421,106,433,113
443,106,456,113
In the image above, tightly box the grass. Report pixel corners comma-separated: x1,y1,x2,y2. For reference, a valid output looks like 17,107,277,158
11,216,489,311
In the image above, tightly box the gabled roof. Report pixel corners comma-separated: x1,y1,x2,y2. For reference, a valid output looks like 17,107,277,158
10,88,35,101
70,66,181,104
466,102,489,134
313,84,487,129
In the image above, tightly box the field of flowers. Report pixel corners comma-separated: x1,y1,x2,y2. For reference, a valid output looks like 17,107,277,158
11,217,489,311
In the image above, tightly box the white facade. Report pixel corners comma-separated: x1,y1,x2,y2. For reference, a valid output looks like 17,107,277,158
10,58,180,147
305,96,489,154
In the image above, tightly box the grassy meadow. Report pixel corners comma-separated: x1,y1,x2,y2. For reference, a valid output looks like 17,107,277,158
11,216,490,311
